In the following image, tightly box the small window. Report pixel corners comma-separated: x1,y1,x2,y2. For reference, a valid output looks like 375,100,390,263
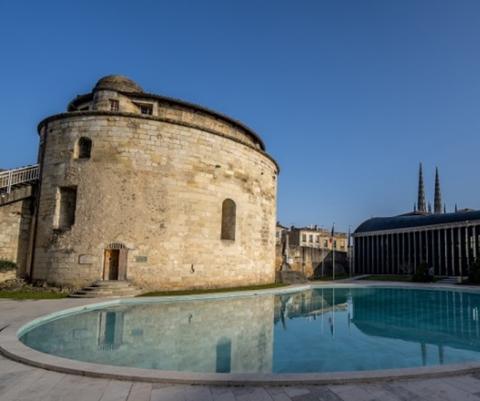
302,234,306,242
54,186,77,230
309,235,313,242
75,137,92,160
140,104,153,115
316,236,319,243
324,240,328,247
221,199,236,240
109,99,119,112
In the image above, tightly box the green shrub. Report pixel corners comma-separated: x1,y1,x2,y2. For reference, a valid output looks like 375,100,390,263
412,262,434,282
468,259,480,284
0,260,16,272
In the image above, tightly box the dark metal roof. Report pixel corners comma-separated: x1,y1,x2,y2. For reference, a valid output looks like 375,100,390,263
354,209,480,234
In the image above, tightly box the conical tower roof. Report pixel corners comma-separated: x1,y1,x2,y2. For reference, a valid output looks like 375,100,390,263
417,163,426,213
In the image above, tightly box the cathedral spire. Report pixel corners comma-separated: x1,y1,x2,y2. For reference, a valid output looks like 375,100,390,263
434,167,442,214
417,163,426,213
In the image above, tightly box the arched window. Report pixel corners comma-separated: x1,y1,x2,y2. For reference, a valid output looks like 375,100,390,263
221,199,236,240
75,137,92,159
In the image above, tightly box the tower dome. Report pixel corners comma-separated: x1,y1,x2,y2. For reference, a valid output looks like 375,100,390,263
93,75,143,93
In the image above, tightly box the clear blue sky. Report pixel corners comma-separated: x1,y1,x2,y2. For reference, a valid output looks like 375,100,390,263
1,0,479,232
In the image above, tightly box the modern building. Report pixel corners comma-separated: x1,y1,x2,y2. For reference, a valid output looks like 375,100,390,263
353,164,478,276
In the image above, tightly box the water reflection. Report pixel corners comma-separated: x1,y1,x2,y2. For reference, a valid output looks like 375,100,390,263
97,311,124,351
20,288,480,373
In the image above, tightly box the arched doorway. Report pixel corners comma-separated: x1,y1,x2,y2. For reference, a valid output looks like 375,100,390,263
103,243,128,281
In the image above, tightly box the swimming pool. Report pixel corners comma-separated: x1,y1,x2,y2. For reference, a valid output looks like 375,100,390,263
18,286,480,374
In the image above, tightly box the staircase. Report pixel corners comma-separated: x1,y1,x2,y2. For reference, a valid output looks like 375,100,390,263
0,165,40,194
69,281,142,298
276,270,309,284
437,276,461,285
0,165,40,206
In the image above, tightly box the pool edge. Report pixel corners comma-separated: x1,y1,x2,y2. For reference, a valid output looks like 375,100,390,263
4,281,480,385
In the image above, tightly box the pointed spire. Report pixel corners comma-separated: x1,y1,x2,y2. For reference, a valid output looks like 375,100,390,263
455,203,458,213
417,163,426,213
443,203,446,214
428,202,432,213
434,167,442,214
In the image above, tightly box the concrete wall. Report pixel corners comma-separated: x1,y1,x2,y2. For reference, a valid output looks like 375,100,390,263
32,84,278,290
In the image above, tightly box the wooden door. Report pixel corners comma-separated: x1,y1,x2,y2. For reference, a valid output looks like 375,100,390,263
104,249,120,280
118,248,128,281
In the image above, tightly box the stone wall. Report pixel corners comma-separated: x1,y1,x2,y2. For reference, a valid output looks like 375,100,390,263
33,92,278,289
276,243,348,279
0,199,33,272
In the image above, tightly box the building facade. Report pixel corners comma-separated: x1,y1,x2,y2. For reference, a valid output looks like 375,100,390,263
275,223,349,278
288,226,347,251
353,211,480,276
27,75,279,290
353,164,478,276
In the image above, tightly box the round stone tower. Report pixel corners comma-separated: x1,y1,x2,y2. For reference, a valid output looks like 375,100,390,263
31,75,279,290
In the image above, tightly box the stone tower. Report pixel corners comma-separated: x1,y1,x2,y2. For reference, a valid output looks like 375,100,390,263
434,167,442,214
30,75,279,290
417,163,426,213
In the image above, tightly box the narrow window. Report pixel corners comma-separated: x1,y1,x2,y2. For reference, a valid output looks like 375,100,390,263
221,199,236,240
324,240,328,247
309,235,313,243
140,104,153,115
54,186,77,230
75,137,92,159
302,234,306,242
109,99,119,112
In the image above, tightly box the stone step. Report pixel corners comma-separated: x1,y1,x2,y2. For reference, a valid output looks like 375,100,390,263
92,280,134,287
69,280,142,298
437,276,461,284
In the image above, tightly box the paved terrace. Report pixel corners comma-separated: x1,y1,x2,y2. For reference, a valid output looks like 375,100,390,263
2,282,480,401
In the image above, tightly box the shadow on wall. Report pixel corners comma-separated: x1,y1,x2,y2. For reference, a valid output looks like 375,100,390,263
275,244,348,279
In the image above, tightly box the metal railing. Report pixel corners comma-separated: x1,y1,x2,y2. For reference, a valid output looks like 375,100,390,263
0,164,40,194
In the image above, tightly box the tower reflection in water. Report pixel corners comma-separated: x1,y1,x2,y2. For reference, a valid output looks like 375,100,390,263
19,287,480,374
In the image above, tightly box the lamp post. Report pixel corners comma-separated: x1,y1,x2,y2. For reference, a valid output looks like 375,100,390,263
331,223,335,281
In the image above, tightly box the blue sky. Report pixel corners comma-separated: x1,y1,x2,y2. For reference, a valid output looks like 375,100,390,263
1,0,479,232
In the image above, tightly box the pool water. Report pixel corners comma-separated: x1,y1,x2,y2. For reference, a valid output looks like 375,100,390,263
19,287,480,374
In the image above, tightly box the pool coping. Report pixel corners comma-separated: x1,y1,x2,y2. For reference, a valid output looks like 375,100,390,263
3,281,480,385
